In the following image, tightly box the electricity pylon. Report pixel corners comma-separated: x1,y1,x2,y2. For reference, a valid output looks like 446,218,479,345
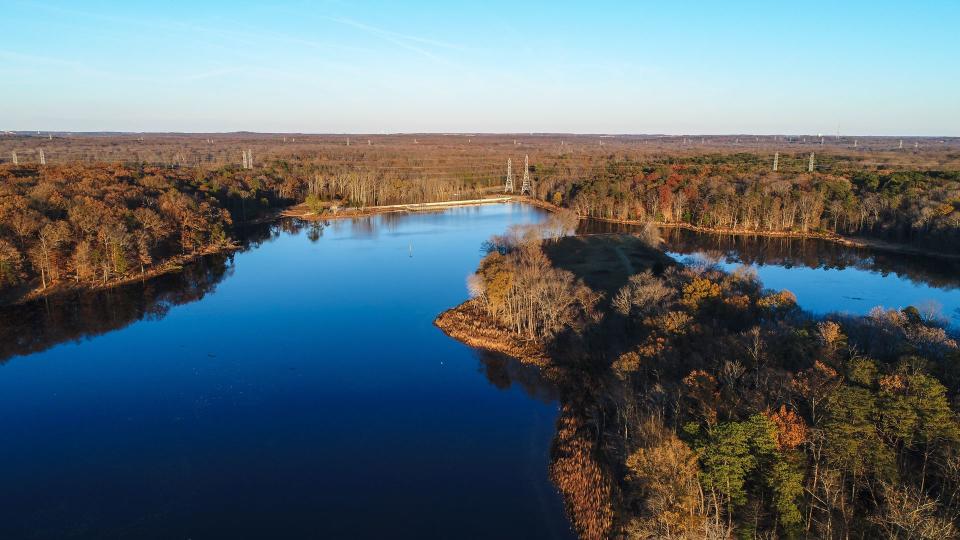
520,155,531,195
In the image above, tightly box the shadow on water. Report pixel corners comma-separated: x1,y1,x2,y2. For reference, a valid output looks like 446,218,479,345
477,350,561,404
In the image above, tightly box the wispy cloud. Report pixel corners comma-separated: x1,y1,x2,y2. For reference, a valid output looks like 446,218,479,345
182,66,244,81
323,15,464,69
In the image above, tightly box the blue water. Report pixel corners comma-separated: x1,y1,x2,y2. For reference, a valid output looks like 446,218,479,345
580,220,960,327
0,203,574,539
659,233,960,327
681,257,960,323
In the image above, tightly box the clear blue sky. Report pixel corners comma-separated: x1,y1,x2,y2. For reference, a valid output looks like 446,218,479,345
2,1,958,135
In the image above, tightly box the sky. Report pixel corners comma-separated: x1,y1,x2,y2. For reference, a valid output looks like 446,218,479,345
1,1,958,135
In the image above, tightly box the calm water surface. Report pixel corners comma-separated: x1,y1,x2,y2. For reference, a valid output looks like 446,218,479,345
0,203,574,539
6,207,959,539
581,220,960,327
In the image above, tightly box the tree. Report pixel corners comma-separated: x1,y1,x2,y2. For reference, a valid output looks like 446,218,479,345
688,414,778,527
0,239,23,286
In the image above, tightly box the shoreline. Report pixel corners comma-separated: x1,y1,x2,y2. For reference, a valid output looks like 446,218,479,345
8,196,954,307
286,195,960,261
281,196,520,221
433,299,551,367
3,242,240,307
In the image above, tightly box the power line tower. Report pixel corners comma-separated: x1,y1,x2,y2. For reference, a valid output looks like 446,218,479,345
773,152,779,172
504,158,514,193
242,150,248,169
520,155,532,195
808,152,815,173
39,149,45,165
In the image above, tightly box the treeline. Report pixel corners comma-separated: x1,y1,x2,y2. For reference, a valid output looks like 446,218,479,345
465,236,960,538
0,156,520,302
533,156,960,251
0,162,293,301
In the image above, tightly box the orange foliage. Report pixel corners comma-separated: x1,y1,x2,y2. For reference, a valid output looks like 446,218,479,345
766,405,808,450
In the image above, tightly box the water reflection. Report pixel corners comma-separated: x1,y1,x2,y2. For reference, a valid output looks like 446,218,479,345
0,254,234,363
477,350,560,404
0,221,282,363
579,219,960,324
580,220,960,291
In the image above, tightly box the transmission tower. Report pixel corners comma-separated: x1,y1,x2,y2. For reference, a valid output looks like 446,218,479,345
520,155,531,195
504,158,514,193
242,150,248,169
773,152,779,172
39,149,45,165
808,152,815,172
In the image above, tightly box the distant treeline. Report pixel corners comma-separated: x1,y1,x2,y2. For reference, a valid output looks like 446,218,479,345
2,143,958,302
533,155,960,251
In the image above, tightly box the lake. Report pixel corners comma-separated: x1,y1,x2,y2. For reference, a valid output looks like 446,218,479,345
0,203,574,540
4,206,960,539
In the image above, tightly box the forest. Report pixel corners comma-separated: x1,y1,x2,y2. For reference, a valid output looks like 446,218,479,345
2,133,958,304
537,156,960,251
449,225,960,539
